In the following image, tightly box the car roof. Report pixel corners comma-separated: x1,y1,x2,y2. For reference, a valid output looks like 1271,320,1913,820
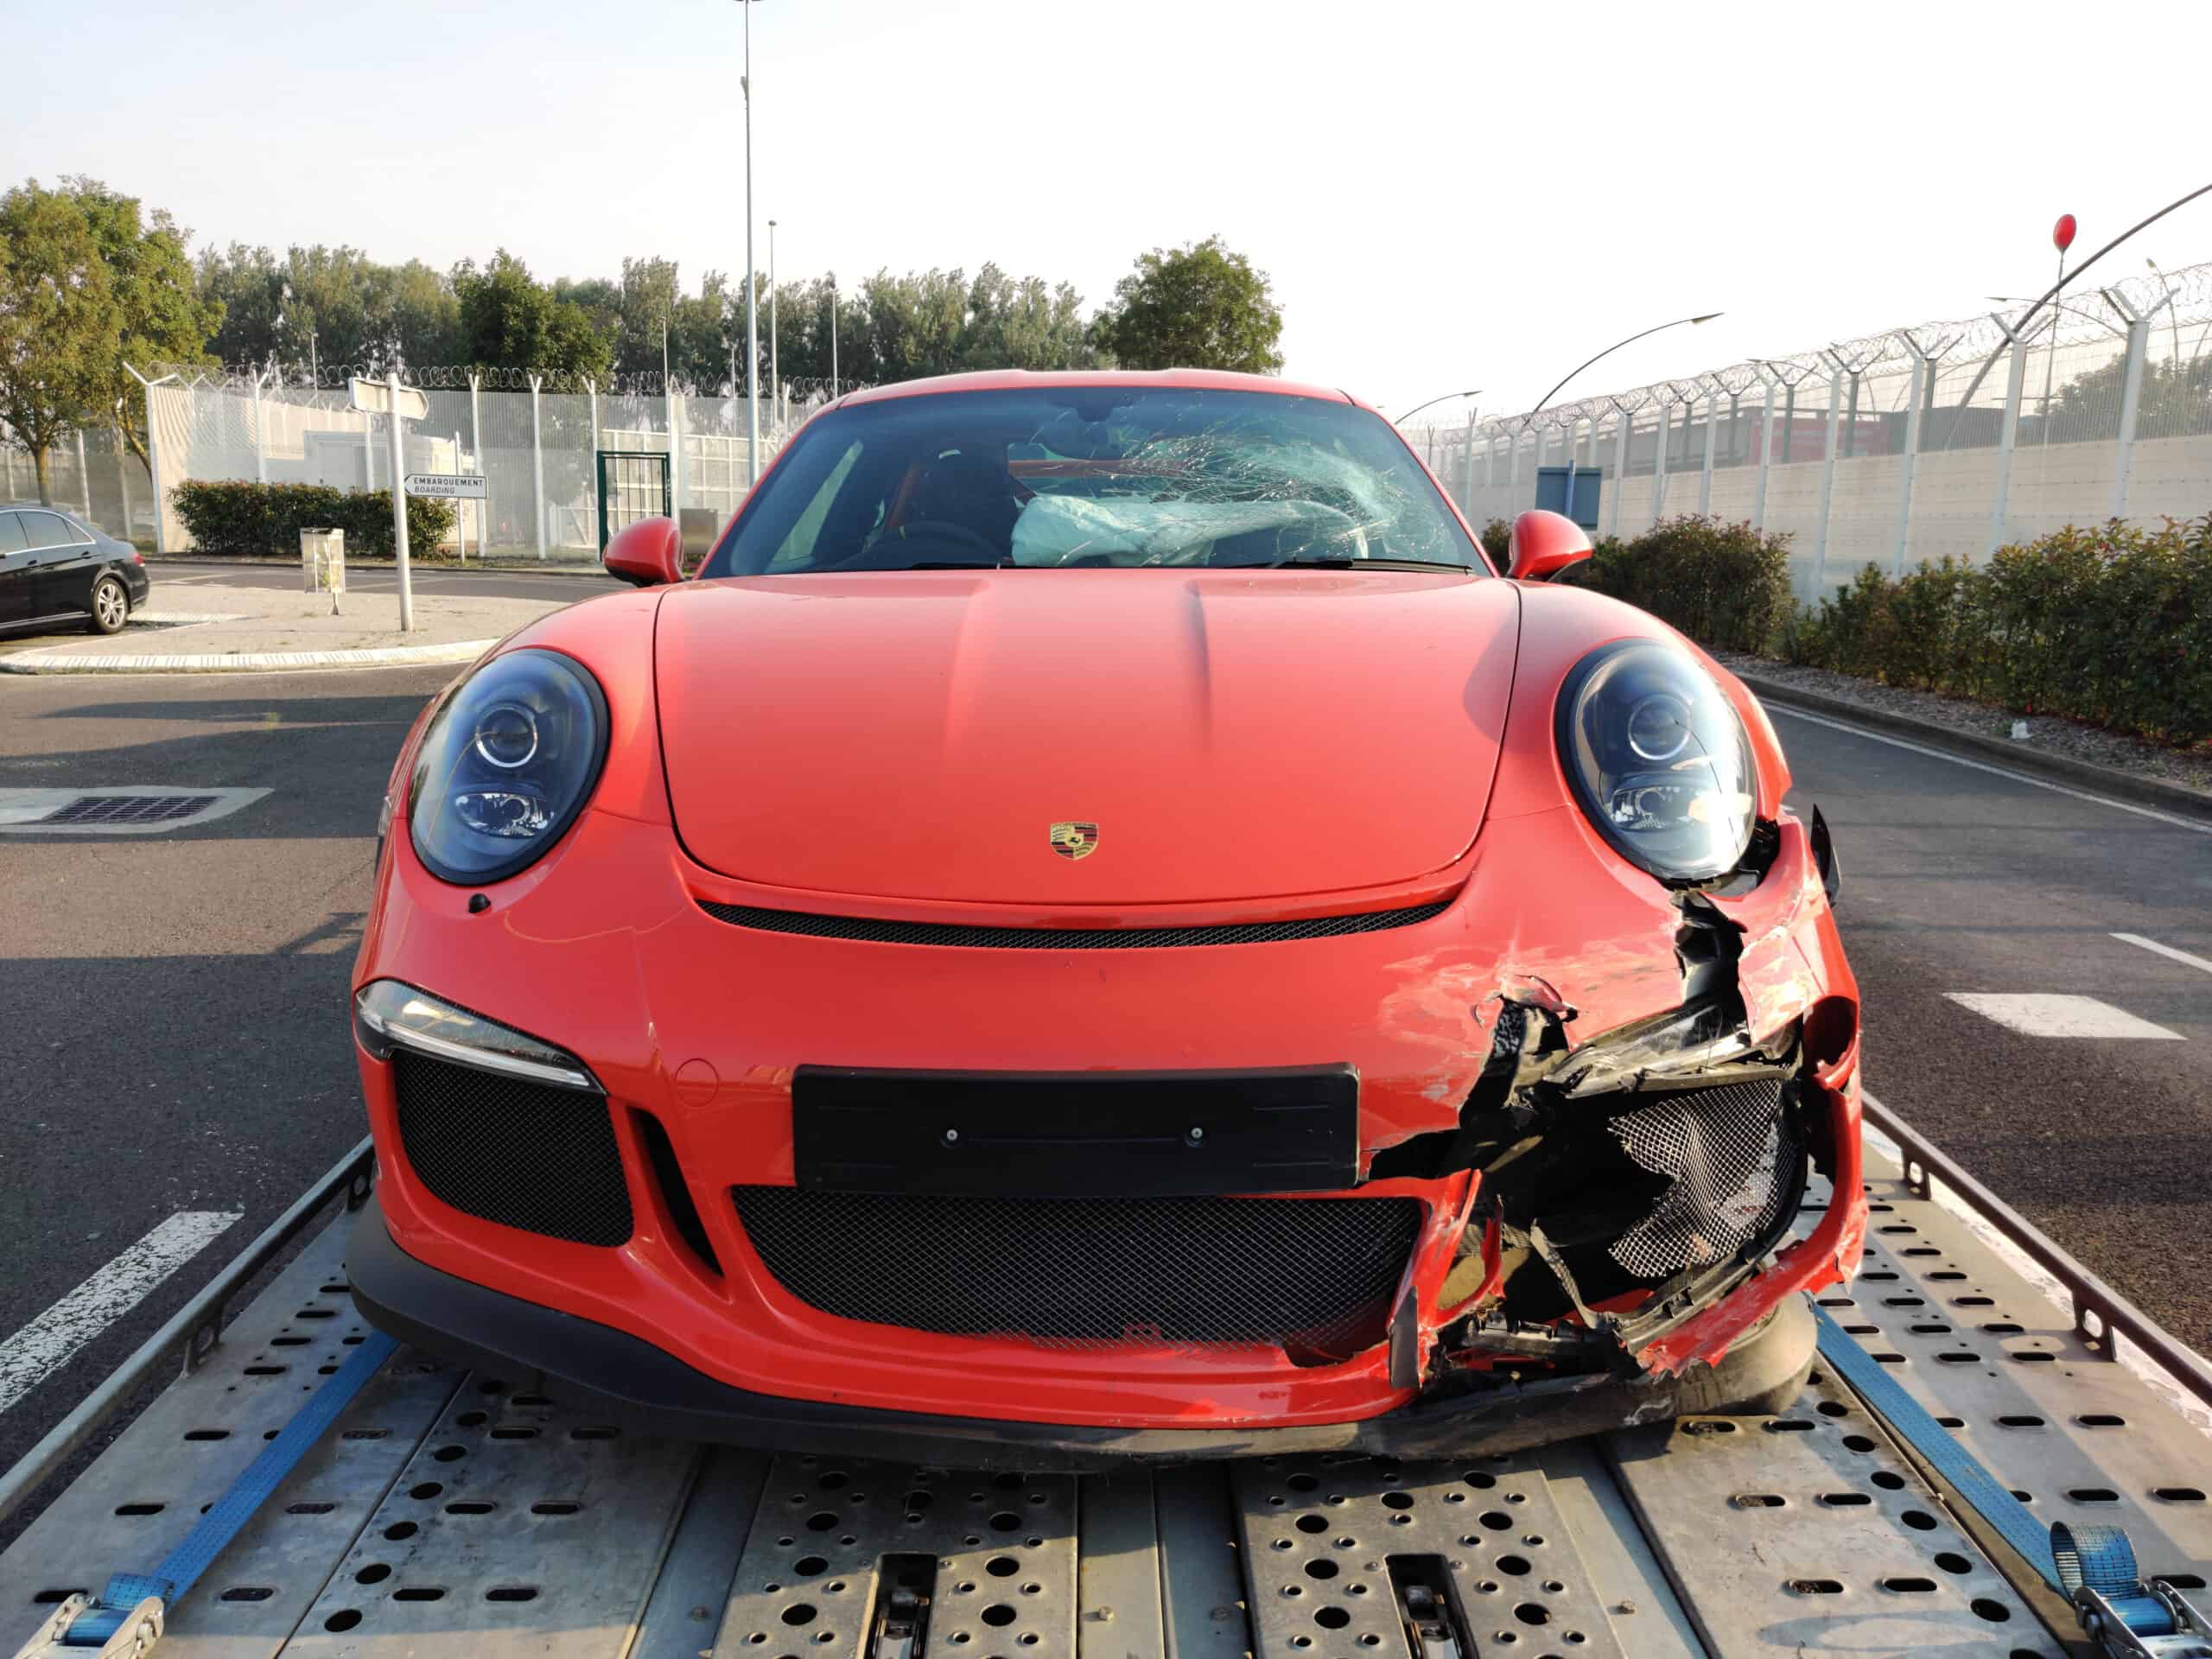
836,368,1370,411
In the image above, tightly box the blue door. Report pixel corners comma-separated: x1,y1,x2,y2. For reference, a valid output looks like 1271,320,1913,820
1534,467,1600,531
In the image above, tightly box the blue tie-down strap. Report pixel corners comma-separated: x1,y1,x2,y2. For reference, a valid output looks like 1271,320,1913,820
1815,1305,2192,1644
1812,1304,2062,1587
60,1331,399,1648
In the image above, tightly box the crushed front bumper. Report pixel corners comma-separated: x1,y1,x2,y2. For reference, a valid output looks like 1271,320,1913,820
352,1192,1817,1469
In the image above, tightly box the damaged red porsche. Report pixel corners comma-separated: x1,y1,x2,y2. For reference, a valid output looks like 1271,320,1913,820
348,369,1866,1465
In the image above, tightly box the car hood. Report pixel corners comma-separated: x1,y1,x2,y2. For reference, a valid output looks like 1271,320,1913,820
653,568,1520,906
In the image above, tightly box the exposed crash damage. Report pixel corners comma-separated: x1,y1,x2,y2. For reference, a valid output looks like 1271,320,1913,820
1376,861,1860,1422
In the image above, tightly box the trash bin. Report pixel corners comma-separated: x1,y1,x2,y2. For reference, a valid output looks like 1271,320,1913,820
302,528,345,594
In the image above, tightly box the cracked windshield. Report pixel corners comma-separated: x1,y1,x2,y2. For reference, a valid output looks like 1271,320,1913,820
709,387,1481,575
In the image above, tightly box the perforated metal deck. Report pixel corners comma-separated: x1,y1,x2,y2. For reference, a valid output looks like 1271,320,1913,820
6,1135,2211,1657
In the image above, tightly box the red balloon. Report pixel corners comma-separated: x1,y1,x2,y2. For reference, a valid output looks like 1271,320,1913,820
2053,213,2078,253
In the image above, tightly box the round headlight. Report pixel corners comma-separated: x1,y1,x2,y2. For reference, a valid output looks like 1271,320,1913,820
409,649,608,884
1555,641,1758,882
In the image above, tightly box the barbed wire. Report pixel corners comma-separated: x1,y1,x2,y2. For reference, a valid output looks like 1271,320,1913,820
1423,257,2212,445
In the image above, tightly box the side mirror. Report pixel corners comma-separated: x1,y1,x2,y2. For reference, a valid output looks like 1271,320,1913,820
1505,510,1593,582
603,516,684,588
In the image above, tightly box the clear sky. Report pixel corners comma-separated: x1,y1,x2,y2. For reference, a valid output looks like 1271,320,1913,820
7,0,2206,420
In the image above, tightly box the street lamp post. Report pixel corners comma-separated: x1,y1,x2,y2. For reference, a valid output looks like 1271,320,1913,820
736,0,762,487
1513,314,1720,528
768,219,779,429
1392,388,1482,425
829,275,839,400
1521,314,1723,431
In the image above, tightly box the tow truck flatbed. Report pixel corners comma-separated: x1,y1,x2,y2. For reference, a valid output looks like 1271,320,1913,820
7,1105,2212,1659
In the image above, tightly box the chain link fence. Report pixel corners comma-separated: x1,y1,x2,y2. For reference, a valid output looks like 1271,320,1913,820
1415,260,2212,598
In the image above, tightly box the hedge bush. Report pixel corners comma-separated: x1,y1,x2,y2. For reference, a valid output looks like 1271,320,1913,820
1787,517,2212,745
170,480,455,560
1560,514,1795,654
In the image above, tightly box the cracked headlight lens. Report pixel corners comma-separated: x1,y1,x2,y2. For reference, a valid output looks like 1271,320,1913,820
409,649,607,883
1557,641,1757,882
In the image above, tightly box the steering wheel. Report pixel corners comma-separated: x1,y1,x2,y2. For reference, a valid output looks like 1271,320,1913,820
865,519,1004,567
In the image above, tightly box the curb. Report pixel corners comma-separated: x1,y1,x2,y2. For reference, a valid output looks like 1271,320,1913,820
0,638,498,676
1735,671,2212,824
148,556,608,579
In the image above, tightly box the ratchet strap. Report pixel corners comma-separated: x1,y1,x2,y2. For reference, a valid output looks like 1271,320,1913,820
1815,1303,2205,1651
53,1331,398,1649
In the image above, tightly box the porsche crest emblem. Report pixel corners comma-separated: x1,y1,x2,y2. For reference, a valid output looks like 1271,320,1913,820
1048,821,1100,861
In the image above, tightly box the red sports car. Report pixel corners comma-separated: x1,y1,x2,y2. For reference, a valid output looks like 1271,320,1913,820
350,369,1864,1465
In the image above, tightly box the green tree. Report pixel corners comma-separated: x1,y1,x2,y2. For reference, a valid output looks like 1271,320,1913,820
72,179,221,473
453,249,612,379
614,256,683,378
199,243,457,377
1,177,216,499
1090,236,1284,374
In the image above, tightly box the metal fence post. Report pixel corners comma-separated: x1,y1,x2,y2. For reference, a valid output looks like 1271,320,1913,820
468,372,484,550
1986,312,2035,558
1698,382,1719,516
1750,365,1777,534
1507,424,1521,500
1649,392,1672,528
124,365,168,555
529,372,546,562
1462,410,1478,514
1607,403,1630,538
586,377,601,555
114,424,132,539
251,372,269,486
1812,354,1843,594
666,382,685,520
1891,331,1937,575
76,429,92,520
2103,288,2158,522
386,370,413,631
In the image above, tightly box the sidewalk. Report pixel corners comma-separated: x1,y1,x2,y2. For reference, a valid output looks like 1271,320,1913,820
0,579,579,674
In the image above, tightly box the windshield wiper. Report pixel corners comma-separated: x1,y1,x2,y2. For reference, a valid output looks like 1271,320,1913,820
896,560,1011,570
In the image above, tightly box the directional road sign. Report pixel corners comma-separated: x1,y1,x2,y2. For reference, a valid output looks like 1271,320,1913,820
403,474,487,499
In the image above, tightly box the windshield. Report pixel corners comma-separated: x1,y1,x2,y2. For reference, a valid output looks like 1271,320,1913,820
701,386,1484,576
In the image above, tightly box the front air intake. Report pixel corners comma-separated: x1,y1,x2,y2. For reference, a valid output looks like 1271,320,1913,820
730,1189,1421,1355
391,1049,632,1247
1604,1077,1802,1281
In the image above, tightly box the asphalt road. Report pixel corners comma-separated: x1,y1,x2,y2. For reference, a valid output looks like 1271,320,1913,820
0,664,453,1495
1776,704,2212,1349
0,658,2207,1506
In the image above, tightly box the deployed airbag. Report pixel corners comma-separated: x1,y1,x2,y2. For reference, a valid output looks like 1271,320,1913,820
1009,494,1362,566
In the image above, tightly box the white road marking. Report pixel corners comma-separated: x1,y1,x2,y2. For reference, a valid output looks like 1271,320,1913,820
0,1211,242,1414
2113,932,2212,977
1945,992,2184,1040
1764,704,2212,836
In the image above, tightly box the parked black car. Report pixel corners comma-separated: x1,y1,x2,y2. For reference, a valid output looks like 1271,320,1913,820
0,505,150,635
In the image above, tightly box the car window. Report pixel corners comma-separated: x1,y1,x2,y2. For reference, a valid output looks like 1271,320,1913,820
0,512,28,555
703,387,1482,577
19,511,83,550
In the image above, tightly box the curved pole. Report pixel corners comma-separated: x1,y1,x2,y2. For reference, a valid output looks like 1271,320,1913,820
1937,179,2212,450
1520,314,1721,429
1393,388,1481,426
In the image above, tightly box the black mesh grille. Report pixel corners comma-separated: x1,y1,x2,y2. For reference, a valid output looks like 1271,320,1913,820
696,897,1452,950
1605,1077,1799,1280
45,794,212,824
392,1049,632,1246
732,1188,1421,1353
